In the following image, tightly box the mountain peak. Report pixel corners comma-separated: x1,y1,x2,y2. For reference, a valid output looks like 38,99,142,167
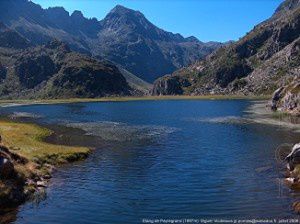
186,36,199,42
102,4,155,36
46,6,69,17
106,4,144,20
110,5,136,14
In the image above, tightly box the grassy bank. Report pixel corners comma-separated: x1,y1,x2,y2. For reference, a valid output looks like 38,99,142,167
0,95,271,106
0,120,90,164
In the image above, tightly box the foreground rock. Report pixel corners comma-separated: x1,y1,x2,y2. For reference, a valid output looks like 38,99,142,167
0,145,27,207
286,143,300,171
0,158,14,178
292,201,300,214
270,77,300,116
0,153,14,179
284,143,300,213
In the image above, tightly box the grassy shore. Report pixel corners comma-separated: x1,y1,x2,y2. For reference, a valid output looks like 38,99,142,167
0,95,270,106
0,120,90,164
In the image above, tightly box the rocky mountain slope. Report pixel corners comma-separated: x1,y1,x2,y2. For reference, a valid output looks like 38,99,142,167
152,0,300,95
0,0,221,82
0,23,134,99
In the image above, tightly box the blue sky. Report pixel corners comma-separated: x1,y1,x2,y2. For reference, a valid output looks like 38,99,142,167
32,0,283,42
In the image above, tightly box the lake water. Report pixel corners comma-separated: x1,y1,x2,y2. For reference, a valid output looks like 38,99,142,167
1,100,300,223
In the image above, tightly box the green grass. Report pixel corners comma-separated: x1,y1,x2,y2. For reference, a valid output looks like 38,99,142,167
0,121,90,165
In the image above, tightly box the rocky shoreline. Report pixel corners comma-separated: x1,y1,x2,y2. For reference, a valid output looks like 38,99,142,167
0,120,90,213
0,143,51,208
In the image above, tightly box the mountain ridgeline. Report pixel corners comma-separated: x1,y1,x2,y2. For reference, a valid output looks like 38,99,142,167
152,0,300,96
0,0,221,83
0,0,298,101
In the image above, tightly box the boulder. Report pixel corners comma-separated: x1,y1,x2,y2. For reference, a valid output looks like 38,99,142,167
286,143,300,170
0,156,14,179
293,201,300,214
271,87,284,111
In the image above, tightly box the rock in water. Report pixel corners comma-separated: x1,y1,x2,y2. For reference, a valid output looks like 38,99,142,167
0,156,14,179
293,201,300,214
286,143,300,171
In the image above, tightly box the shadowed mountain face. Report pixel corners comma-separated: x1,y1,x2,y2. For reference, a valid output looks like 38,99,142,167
0,35,132,99
0,22,31,49
152,0,300,95
0,0,222,82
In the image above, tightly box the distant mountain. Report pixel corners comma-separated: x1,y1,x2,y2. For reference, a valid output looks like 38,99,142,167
152,0,300,95
0,43,130,99
0,0,222,82
0,25,133,99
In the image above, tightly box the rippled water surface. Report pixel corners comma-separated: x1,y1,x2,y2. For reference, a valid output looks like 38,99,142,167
1,100,300,223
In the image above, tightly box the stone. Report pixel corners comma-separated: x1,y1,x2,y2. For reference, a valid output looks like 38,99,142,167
43,174,51,180
36,181,47,188
284,177,300,189
286,143,300,170
293,201,300,214
0,156,14,179
25,179,36,186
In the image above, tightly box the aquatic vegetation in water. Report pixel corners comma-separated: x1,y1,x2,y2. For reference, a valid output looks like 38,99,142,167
191,116,252,125
9,112,43,119
66,121,178,144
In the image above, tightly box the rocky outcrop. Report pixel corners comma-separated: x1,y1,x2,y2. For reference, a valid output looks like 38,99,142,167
270,77,300,116
151,75,186,95
0,139,53,208
152,0,300,95
0,145,26,207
